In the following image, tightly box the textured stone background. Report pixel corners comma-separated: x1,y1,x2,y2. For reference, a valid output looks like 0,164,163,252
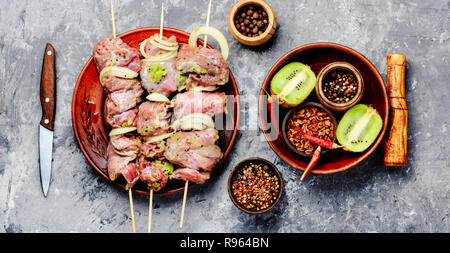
0,0,449,233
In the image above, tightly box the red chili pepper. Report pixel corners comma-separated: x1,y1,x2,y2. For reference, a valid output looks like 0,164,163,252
297,129,342,149
300,146,321,181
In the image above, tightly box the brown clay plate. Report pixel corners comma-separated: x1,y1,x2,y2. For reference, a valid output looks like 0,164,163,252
72,27,240,195
258,43,388,174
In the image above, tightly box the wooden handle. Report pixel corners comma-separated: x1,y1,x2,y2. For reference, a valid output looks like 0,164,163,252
40,43,56,131
383,54,407,166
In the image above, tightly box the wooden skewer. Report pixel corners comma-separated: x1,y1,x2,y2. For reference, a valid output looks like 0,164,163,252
159,2,164,39
110,0,136,233
203,0,212,47
110,0,116,39
179,0,213,229
128,188,136,233
179,180,189,228
147,2,166,233
148,189,153,233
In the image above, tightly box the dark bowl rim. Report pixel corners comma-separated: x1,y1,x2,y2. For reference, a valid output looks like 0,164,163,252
227,157,284,214
258,42,389,175
281,102,338,158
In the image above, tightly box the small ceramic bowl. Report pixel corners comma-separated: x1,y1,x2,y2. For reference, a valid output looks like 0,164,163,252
227,157,283,214
316,62,364,111
228,0,277,46
281,102,337,158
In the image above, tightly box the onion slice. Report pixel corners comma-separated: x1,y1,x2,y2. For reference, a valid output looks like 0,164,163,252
171,113,215,131
112,146,138,157
146,92,171,103
140,38,151,59
141,50,178,62
149,35,179,51
188,26,229,61
153,35,178,47
99,66,138,85
109,127,137,136
140,35,179,59
190,85,219,92
144,132,175,144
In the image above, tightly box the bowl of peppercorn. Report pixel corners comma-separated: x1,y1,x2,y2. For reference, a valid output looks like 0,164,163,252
228,157,283,214
316,62,365,111
228,0,277,46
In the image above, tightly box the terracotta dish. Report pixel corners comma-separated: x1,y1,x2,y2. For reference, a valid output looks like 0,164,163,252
258,43,388,175
72,27,240,195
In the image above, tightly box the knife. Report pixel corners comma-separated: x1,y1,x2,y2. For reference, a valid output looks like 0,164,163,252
39,43,56,197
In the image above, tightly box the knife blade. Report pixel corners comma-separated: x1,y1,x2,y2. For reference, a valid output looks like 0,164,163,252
39,43,56,197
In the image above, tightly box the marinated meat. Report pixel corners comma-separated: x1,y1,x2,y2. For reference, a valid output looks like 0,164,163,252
110,134,140,156
105,107,138,128
176,44,229,89
140,60,181,97
139,140,165,159
107,144,139,190
172,91,226,118
102,75,138,93
137,157,168,192
93,37,141,73
164,128,223,172
136,101,171,136
172,168,210,184
104,82,144,116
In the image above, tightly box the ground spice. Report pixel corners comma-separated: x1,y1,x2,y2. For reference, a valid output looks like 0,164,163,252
234,5,269,37
322,69,358,103
287,106,334,154
231,162,280,212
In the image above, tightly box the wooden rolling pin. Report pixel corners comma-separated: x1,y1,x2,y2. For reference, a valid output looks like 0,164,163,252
383,54,407,166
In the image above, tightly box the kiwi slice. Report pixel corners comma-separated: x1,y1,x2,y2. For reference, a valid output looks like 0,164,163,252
270,62,316,107
336,104,383,152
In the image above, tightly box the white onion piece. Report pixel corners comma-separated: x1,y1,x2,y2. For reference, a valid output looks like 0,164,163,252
153,35,178,47
190,85,219,92
149,35,179,51
139,38,151,59
188,26,229,61
146,92,171,103
112,146,138,157
141,50,178,62
109,127,137,136
100,66,138,85
171,113,215,131
144,132,174,144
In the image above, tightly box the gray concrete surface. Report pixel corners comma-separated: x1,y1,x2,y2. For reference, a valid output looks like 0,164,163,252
0,0,449,233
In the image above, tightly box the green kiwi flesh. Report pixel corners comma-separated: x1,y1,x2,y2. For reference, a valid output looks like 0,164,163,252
336,104,382,152
270,62,316,107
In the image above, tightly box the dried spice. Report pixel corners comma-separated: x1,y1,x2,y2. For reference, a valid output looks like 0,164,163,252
323,69,358,103
234,5,269,37
286,106,334,154
231,162,280,212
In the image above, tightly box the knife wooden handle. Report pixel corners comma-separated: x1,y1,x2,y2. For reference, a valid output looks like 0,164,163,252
40,43,56,131
383,54,407,166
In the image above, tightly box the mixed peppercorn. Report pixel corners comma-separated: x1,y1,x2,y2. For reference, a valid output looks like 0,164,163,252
234,5,269,37
287,106,335,154
231,162,280,212
322,69,359,103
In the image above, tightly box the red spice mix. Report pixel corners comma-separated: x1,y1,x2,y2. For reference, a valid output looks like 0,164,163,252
287,106,334,154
